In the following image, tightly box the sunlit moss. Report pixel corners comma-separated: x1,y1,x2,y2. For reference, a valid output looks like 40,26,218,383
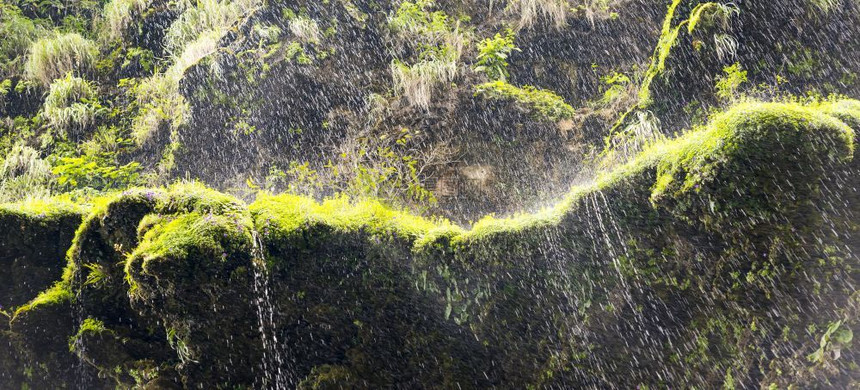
0,196,84,221
474,80,575,121
12,282,72,319
251,193,448,244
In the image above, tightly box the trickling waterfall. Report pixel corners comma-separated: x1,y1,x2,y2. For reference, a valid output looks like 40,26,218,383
250,230,292,389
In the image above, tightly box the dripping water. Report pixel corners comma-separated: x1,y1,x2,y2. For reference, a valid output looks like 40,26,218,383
250,230,293,389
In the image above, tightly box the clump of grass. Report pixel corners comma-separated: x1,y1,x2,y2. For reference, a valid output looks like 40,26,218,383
24,33,98,86
0,4,43,77
0,142,54,202
43,73,100,137
391,49,459,110
102,0,152,41
289,15,321,43
388,0,467,109
163,0,260,55
506,0,568,30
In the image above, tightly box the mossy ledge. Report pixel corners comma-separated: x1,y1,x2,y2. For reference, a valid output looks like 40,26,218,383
2,100,860,388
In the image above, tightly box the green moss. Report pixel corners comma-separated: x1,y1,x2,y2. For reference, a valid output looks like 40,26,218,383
0,196,85,221
69,317,107,352
129,212,251,274
650,101,854,202
12,282,72,319
474,80,575,121
251,193,448,245
3,99,859,388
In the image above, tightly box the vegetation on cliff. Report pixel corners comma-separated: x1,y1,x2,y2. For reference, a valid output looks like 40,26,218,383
1,0,860,388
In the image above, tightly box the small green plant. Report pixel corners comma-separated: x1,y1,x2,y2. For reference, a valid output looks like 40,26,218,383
289,15,321,44
42,73,102,138
712,33,739,62
24,33,98,86
389,0,455,43
808,319,854,364
688,2,740,34
715,63,748,103
474,30,520,81
599,71,631,105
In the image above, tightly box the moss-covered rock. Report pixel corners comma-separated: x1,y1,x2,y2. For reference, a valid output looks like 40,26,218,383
0,198,84,309
2,100,859,388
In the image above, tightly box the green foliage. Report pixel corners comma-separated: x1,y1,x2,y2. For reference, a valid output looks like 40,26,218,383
474,30,520,81
389,0,467,109
807,319,854,364
345,134,437,208
0,142,54,202
0,3,43,77
638,1,740,106
24,33,98,86
688,2,740,34
714,63,748,103
163,0,260,55
42,73,102,137
389,0,455,43
475,80,575,121
599,71,632,105
51,153,140,191
263,161,322,195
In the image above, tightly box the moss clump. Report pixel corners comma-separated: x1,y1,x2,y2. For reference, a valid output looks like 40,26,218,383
11,282,72,319
474,80,576,121
643,101,854,236
251,193,446,245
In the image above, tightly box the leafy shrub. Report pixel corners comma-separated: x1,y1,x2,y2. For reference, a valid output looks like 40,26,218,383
52,153,140,191
24,33,98,86
43,73,101,138
474,80,575,121
474,30,520,81
715,63,748,103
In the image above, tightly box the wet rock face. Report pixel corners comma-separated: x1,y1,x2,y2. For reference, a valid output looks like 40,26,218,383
2,101,860,388
0,205,83,309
